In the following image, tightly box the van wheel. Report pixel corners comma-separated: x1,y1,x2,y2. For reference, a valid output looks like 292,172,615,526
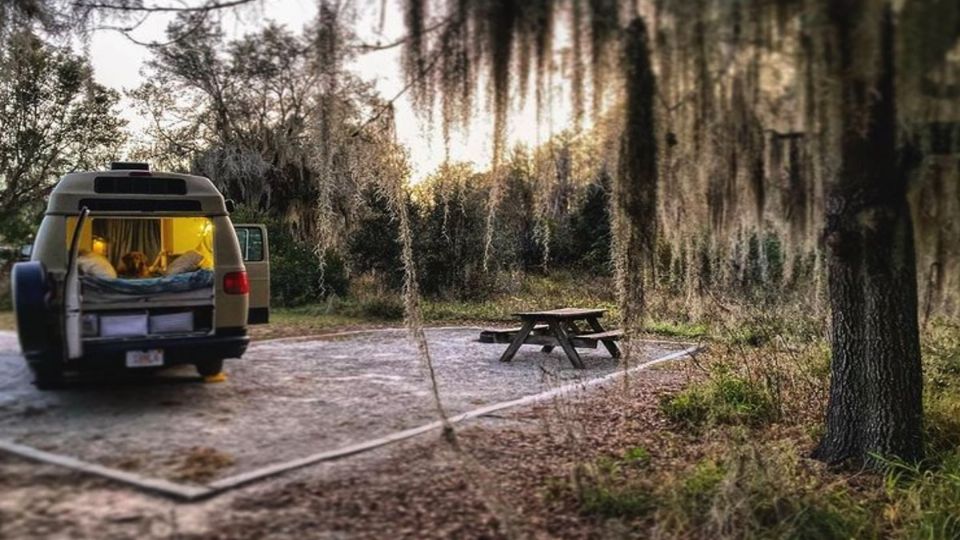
28,356,66,390
195,359,224,377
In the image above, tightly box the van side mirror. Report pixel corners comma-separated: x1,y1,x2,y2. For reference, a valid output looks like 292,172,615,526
225,199,236,213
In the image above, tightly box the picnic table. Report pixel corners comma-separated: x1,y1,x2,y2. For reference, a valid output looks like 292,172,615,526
479,308,622,369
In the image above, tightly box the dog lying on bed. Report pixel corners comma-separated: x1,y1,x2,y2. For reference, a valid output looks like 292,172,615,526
117,251,165,278
116,250,204,278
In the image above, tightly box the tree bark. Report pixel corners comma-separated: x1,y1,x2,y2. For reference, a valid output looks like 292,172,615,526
813,1,924,465
615,16,657,334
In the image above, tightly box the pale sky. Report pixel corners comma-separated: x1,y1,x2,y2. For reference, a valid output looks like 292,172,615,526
83,0,579,182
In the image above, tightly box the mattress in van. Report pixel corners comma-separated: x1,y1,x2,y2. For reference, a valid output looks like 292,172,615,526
81,269,215,305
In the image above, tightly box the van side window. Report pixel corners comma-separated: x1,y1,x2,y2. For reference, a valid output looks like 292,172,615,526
236,227,264,262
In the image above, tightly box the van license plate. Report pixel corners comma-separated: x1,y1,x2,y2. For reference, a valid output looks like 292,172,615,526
125,349,163,368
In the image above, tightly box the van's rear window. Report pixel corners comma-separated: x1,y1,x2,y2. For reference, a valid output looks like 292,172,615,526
94,176,187,195
79,199,202,212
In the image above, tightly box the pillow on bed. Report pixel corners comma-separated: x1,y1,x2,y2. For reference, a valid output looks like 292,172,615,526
166,250,203,276
78,252,117,279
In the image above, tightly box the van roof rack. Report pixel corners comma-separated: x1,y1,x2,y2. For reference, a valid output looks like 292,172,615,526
110,162,150,171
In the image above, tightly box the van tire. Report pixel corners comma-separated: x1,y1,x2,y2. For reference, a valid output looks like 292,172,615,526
195,359,224,377
33,369,66,390
27,354,66,390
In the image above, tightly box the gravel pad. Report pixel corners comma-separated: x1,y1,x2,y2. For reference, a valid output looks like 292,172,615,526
0,328,683,484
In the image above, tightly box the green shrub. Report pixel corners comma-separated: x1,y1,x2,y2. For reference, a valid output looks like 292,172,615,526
661,365,777,429
346,188,405,291
270,242,348,307
413,171,493,299
229,206,348,307
355,295,405,320
567,179,612,275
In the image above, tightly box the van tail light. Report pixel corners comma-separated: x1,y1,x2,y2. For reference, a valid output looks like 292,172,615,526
224,271,249,295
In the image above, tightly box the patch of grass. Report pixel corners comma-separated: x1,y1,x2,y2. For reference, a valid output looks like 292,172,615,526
353,296,405,320
714,308,824,348
572,447,658,519
591,447,653,478
882,451,960,539
251,306,370,340
420,299,511,323
645,320,707,339
579,482,654,519
574,444,875,539
622,446,651,467
660,365,778,429
924,319,960,392
558,303,960,539
727,324,770,347
0,311,14,331
675,460,725,516
923,320,960,453
659,389,710,429
655,446,875,539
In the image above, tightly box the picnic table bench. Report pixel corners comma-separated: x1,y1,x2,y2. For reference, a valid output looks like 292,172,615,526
479,308,622,369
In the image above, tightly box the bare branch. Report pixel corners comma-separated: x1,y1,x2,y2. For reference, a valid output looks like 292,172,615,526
350,46,442,138
71,0,259,14
356,18,450,53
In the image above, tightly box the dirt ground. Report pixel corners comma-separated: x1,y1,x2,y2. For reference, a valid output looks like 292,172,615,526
0,328,694,539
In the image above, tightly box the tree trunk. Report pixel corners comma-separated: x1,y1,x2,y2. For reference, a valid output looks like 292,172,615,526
615,16,657,336
813,1,924,465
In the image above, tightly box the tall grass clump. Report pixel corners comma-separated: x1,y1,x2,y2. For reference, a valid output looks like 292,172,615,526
658,445,875,539
660,364,779,429
880,452,960,539
571,443,875,539
571,446,657,519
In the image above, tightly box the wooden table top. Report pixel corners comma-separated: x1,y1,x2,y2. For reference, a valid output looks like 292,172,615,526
512,308,607,319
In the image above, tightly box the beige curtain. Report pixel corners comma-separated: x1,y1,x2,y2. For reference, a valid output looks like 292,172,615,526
93,219,161,269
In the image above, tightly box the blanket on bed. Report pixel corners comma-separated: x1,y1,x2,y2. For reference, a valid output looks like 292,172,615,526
81,269,214,295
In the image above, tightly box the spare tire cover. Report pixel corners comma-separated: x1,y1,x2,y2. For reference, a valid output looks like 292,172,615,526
12,261,52,356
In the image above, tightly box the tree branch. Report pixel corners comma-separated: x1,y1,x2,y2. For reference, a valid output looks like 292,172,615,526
350,47,443,138
356,18,451,53
71,0,259,14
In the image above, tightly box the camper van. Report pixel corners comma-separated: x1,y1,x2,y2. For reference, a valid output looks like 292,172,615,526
11,163,269,388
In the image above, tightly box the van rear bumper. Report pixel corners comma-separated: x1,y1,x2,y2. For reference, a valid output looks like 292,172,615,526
72,328,249,370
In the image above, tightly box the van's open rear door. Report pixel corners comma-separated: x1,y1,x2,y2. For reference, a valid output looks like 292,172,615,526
234,224,270,324
64,207,89,359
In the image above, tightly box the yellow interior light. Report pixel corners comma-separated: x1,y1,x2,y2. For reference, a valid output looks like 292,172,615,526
92,236,107,256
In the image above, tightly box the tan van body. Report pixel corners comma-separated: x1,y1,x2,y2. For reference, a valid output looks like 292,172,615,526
12,165,269,387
